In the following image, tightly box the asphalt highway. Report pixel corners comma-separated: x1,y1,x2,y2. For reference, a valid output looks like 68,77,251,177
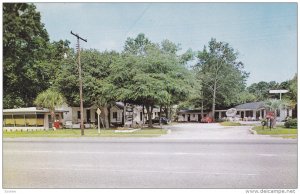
3,124,298,189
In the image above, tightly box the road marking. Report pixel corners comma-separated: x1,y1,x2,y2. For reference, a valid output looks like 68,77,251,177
257,154,277,157
4,150,296,157
33,167,258,176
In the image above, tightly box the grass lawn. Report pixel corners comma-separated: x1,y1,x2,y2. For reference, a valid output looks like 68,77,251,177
3,128,167,138
219,121,242,126
253,126,297,139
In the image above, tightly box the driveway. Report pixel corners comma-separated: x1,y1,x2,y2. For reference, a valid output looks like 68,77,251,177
161,123,278,140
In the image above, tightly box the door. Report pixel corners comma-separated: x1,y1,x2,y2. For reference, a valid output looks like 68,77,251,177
241,111,244,120
86,109,91,123
198,114,202,122
187,114,190,122
48,115,52,128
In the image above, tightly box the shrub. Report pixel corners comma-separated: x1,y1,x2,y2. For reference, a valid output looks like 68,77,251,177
261,119,267,126
284,118,297,128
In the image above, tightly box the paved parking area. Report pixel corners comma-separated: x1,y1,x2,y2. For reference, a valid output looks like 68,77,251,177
161,123,276,140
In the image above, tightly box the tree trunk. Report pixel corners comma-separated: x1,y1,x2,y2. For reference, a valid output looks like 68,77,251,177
201,100,204,122
164,105,169,122
50,110,55,130
146,105,153,128
101,106,109,129
142,105,145,129
212,81,217,122
108,105,111,128
159,105,162,126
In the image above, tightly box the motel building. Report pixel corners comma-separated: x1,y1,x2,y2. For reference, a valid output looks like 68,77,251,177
3,107,66,131
177,101,293,122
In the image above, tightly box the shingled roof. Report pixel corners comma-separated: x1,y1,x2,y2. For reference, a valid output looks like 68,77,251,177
234,101,265,110
178,109,203,114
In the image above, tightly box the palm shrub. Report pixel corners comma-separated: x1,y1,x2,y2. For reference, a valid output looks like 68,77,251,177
284,118,297,128
34,88,66,129
264,99,290,128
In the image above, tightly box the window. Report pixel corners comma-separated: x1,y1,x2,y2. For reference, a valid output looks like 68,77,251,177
14,115,25,127
276,109,280,117
25,114,37,126
77,111,81,119
3,115,14,127
113,112,117,119
221,112,226,117
245,111,253,117
37,114,44,126
256,111,260,118
140,112,143,121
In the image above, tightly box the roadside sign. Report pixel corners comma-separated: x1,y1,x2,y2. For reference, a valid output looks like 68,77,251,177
269,90,288,93
97,108,101,134
97,108,101,115
266,111,275,119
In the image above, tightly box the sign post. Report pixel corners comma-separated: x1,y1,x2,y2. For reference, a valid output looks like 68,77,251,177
97,108,101,134
269,90,288,100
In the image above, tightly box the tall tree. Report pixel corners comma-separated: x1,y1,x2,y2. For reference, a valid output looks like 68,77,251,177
112,35,194,127
3,3,49,108
54,49,120,128
195,38,248,121
3,3,70,108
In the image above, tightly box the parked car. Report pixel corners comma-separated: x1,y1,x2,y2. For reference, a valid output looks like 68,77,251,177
145,117,168,124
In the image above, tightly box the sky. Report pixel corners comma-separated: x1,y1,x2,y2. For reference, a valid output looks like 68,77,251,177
34,2,297,86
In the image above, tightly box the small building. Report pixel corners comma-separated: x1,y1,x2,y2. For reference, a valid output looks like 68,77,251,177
177,101,293,122
3,107,66,131
232,101,292,121
60,102,161,128
233,101,266,121
177,110,204,122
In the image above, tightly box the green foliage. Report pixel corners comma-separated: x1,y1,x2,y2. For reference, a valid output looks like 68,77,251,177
264,99,290,112
34,88,66,111
54,49,120,107
253,126,297,135
3,3,70,108
194,38,248,114
113,36,194,108
261,119,267,126
236,91,257,104
284,118,297,128
219,122,241,126
247,81,282,101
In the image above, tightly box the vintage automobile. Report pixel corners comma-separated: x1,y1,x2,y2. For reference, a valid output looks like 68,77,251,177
145,117,168,124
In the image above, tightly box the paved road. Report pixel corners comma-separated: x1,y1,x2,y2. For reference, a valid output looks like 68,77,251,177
161,123,272,140
3,123,297,189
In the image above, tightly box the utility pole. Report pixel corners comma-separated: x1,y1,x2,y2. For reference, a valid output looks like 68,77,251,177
71,31,87,136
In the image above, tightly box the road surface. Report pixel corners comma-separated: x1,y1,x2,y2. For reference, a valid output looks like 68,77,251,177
3,123,297,189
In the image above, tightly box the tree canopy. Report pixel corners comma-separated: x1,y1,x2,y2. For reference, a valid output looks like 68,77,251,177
194,38,248,119
3,3,70,108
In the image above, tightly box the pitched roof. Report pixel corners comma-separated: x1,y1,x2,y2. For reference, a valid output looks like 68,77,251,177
234,101,265,110
115,102,124,109
178,109,203,114
3,107,67,114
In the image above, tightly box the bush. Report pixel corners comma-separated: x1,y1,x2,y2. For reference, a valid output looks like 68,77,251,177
261,119,267,126
284,118,297,128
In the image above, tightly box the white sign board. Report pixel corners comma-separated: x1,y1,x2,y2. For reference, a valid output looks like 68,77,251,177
97,108,101,115
269,90,288,93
